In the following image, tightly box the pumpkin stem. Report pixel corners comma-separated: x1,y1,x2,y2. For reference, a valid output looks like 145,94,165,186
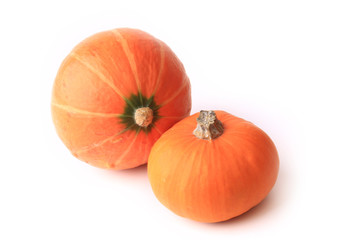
193,110,224,140
134,107,153,127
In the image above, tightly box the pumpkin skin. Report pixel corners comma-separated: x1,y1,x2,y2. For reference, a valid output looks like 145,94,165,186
51,28,191,170
148,111,279,223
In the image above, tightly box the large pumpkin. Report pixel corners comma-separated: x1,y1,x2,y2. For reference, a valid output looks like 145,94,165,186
148,110,279,222
51,28,191,169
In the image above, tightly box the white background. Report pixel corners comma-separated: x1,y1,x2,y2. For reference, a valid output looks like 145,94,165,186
1,0,359,239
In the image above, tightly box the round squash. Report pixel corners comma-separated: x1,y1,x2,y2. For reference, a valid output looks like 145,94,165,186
51,28,191,169
148,110,279,222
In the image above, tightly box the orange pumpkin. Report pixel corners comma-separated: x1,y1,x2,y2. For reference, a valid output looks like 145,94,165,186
51,28,191,169
148,110,279,222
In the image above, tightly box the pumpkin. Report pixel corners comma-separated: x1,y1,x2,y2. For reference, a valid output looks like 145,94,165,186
148,110,279,222
51,28,191,169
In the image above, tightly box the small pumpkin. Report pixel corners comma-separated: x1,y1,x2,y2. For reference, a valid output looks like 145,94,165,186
148,110,279,222
51,28,191,169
